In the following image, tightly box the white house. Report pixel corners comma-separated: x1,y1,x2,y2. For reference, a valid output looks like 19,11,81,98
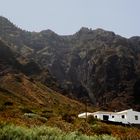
110,109,140,124
78,109,140,124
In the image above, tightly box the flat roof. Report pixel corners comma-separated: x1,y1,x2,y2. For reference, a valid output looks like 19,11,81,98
116,109,133,114
93,111,114,114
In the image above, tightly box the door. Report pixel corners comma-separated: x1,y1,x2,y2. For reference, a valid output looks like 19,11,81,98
103,115,109,121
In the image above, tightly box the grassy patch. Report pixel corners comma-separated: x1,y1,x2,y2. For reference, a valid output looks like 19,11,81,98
0,123,117,140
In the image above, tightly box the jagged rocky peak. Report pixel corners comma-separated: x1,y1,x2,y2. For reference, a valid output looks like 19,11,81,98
129,36,140,43
0,16,17,30
74,27,116,42
75,27,93,36
40,29,57,36
78,27,92,33
94,28,115,36
0,16,10,23
76,27,115,36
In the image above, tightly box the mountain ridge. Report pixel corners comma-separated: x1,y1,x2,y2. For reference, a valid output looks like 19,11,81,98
1,16,140,111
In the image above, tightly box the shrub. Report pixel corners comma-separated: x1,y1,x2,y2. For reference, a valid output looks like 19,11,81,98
24,113,48,123
20,107,33,113
62,113,76,123
41,109,55,119
0,123,118,140
4,101,13,106
87,115,98,125
91,124,112,135
15,75,22,82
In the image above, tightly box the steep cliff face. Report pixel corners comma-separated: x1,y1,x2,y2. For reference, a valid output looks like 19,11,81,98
0,36,86,124
0,40,21,74
35,28,140,110
1,17,140,110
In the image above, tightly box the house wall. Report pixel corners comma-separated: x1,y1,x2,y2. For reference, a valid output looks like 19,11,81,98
109,113,128,124
93,110,140,124
94,113,114,121
109,110,140,124
127,110,140,124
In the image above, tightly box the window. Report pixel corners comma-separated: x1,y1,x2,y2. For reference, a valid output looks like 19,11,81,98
122,115,125,119
112,116,114,118
135,115,138,120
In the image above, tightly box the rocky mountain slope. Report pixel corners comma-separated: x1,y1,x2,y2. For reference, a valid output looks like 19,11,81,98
0,39,87,124
0,16,140,111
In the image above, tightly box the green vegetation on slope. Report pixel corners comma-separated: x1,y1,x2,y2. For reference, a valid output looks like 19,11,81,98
0,123,117,140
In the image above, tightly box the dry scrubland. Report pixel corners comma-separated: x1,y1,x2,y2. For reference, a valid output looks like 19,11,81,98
1,115,140,140
0,74,140,139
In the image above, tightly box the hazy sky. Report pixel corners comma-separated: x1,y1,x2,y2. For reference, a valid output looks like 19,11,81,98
0,0,140,37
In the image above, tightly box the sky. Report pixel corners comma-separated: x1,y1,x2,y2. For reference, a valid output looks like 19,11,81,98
0,0,140,38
